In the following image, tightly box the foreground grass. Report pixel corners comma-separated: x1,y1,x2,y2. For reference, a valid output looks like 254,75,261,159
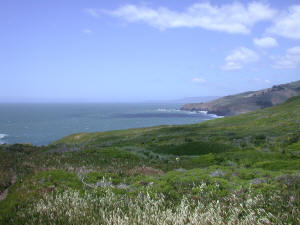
8,184,299,225
0,97,300,224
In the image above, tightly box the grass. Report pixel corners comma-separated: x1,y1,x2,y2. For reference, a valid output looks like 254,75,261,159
0,96,300,224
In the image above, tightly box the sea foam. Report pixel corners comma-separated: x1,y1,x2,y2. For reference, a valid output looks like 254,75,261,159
157,108,181,113
0,134,8,144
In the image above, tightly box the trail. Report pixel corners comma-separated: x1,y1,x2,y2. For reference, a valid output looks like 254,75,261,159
81,176,97,189
0,174,17,201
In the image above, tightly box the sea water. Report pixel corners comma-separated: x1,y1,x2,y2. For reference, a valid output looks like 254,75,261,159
0,103,219,145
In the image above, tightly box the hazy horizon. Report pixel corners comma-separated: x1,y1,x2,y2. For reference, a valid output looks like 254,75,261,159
0,95,219,103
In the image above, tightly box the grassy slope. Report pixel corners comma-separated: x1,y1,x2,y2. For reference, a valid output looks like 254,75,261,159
0,97,299,224
55,96,300,150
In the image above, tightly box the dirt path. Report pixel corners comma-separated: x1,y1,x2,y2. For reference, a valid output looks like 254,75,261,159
0,174,17,201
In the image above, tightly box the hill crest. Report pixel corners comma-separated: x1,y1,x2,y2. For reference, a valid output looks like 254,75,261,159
181,80,300,116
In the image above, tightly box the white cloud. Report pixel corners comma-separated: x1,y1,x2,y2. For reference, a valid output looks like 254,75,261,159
103,2,276,33
253,78,271,84
272,46,300,69
267,5,300,39
253,37,278,48
192,77,206,83
222,47,259,70
82,29,93,34
85,8,100,18
287,46,300,55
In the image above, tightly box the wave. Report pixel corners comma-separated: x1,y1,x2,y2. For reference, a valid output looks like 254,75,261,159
0,134,7,139
157,108,207,115
154,108,226,119
209,114,224,118
156,108,181,113
178,109,224,118
0,134,8,144
177,109,209,115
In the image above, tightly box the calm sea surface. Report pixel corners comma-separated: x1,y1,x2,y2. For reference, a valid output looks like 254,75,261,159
0,103,219,145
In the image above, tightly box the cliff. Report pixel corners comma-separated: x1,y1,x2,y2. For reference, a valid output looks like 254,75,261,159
181,80,300,116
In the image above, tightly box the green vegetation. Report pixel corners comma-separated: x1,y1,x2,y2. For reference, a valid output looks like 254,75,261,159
0,97,300,224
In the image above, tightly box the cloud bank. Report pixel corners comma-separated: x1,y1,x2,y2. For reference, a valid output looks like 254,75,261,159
85,2,300,71
88,2,300,40
100,2,275,34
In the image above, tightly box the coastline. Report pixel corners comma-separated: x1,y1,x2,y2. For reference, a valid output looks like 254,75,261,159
0,104,217,146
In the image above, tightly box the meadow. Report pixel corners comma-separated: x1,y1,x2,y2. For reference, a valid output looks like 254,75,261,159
0,96,299,224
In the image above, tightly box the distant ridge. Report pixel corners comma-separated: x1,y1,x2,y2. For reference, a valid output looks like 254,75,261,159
181,80,300,116
171,96,219,103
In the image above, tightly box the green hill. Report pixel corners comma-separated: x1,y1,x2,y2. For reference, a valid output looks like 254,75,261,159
55,95,300,152
0,96,299,224
181,80,300,116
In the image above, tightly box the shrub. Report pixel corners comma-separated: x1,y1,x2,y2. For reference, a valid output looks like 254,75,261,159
151,142,231,156
7,184,298,225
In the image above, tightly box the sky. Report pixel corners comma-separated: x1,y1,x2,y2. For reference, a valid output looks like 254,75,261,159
1,0,300,102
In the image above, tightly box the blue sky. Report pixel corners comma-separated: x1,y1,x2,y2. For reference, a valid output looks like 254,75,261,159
1,0,300,102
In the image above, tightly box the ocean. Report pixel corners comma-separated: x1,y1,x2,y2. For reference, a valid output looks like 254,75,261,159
0,103,219,146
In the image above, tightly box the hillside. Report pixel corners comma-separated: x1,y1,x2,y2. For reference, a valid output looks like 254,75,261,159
55,95,300,150
181,80,300,116
0,97,300,224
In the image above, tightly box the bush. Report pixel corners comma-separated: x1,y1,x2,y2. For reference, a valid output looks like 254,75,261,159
151,142,231,156
254,160,300,171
